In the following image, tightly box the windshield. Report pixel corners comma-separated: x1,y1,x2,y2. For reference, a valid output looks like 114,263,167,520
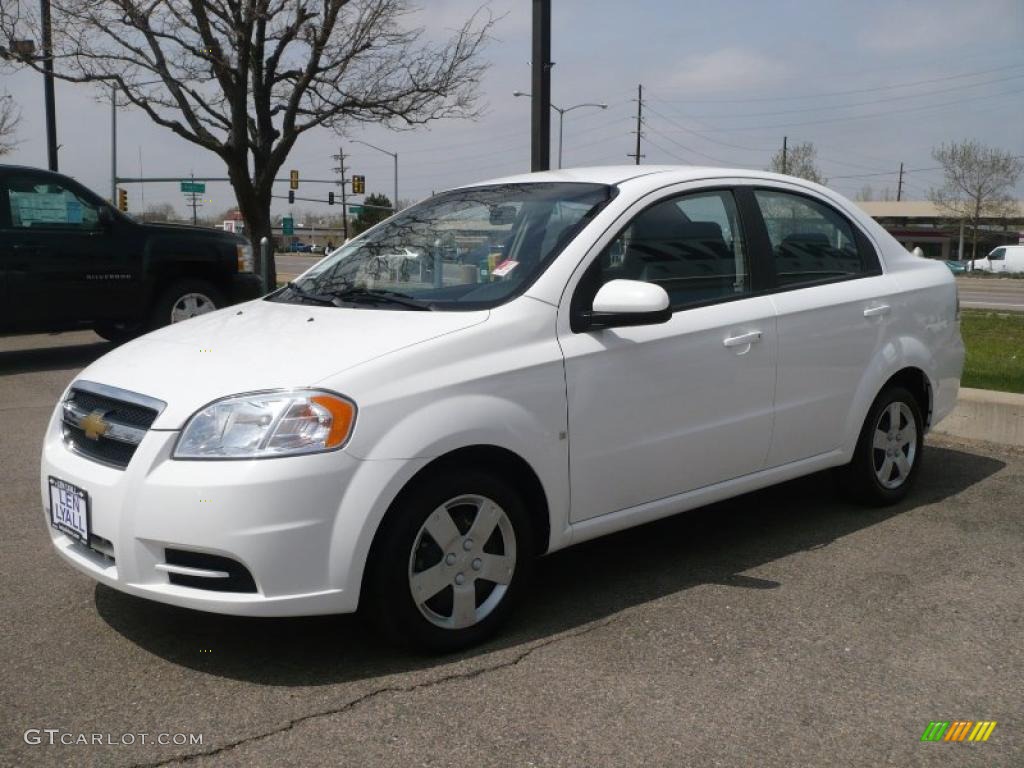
272,182,613,310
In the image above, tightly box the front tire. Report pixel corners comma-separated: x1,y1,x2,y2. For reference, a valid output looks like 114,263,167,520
151,279,224,329
365,469,534,653
840,385,924,506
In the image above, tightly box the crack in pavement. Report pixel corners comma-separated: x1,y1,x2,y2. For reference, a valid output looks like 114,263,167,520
130,616,621,768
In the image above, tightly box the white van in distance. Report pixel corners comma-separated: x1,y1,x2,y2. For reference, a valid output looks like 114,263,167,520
974,244,1024,274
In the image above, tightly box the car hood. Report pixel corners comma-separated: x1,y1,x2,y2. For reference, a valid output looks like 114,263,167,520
74,299,489,429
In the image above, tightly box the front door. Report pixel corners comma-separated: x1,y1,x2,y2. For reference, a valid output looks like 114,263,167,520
559,188,778,523
1,172,134,332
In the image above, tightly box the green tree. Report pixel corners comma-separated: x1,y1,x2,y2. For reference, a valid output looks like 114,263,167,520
929,140,1024,265
768,141,827,184
352,193,393,235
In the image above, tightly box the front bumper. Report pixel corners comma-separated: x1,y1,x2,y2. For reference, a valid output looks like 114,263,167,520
40,405,368,617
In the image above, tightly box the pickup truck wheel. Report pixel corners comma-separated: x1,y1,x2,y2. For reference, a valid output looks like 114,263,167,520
93,321,144,344
152,279,224,328
840,385,924,507
366,469,534,653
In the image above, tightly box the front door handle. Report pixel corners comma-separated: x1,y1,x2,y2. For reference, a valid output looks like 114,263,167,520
863,304,891,318
723,330,763,348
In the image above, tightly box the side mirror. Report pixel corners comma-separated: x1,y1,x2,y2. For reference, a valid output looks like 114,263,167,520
98,206,114,227
586,279,671,330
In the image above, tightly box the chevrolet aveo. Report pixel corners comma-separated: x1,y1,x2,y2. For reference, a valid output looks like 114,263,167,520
42,167,964,651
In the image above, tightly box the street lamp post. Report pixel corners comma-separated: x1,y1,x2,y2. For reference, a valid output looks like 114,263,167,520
513,92,607,169
350,139,398,213
40,0,58,171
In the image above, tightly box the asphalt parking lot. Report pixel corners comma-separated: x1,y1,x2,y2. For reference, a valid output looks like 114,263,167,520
1,332,1022,768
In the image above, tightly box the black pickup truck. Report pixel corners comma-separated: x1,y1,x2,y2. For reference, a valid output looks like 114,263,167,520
0,165,263,342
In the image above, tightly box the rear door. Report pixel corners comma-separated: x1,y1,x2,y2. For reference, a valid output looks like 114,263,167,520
1,171,137,331
747,186,893,466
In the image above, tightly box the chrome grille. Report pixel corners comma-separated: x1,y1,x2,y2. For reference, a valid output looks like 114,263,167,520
61,381,166,469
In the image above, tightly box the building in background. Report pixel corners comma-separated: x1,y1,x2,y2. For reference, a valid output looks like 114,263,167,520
856,201,1024,260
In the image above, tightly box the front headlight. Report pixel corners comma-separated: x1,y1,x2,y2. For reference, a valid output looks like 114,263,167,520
236,243,254,272
174,390,356,459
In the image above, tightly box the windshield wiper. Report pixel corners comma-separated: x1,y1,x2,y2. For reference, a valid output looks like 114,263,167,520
331,287,433,311
283,281,340,306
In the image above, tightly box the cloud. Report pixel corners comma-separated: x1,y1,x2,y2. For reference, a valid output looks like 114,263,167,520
666,48,789,94
863,0,1021,51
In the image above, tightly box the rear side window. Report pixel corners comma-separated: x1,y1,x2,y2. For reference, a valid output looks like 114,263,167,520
753,190,873,288
588,189,750,311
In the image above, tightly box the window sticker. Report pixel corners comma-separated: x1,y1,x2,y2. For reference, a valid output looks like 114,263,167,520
492,259,519,277
66,200,83,224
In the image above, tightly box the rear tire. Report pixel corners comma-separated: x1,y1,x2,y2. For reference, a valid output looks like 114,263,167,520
365,469,535,653
151,279,224,329
840,385,924,506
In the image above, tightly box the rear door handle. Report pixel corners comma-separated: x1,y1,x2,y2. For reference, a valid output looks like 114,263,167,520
723,330,763,348
863,304,891,317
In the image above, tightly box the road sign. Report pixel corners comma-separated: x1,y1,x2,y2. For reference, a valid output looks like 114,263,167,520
349,205,363,216
282,216,294,236
180,181,206,193
289,170,299,190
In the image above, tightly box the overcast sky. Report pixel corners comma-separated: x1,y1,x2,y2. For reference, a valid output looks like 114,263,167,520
2,0,1023,221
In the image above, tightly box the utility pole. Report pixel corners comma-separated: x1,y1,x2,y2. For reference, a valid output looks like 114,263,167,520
896,162,905,202
189,172,198,225
530,0,551,172
627,84,644,164
781,136,788,175
332,146,349,241
110,85,117,203
40,0,58,170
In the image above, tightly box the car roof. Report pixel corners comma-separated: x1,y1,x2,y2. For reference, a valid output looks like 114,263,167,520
459,165,816,190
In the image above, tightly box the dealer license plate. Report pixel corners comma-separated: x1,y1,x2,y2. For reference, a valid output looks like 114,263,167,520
49,477,90,544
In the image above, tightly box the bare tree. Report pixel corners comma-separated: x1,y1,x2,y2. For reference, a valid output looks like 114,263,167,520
929,140,1024,266
0,92,20,155
768,141,827,184
855,184,874,202
141,202,179,222
1,1,493,285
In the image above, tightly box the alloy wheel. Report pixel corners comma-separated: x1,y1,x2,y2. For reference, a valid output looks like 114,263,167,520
170,292,216,323
408,494,517,630
872,401,918,489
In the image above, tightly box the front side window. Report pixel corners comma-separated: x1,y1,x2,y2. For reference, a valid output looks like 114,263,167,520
581,189,750,312
989,248,1006,261
275,182,612,311
753,190,870,288
5,177,101,230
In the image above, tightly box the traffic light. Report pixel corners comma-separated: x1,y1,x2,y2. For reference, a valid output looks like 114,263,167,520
351,175,365,194
328,191,335,205
289,169,299,190
117,188,128,212
288,190,294,204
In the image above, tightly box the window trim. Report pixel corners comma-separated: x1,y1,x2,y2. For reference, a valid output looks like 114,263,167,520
569,185,758,332
744,185,882,294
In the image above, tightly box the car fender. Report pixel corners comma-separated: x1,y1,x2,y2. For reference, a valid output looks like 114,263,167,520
842,332,938,459
329,393,570,607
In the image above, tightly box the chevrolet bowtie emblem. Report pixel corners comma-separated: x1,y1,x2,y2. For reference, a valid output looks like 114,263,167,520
81,411,110,441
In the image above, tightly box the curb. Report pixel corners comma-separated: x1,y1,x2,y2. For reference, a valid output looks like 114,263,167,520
932,387,1024,448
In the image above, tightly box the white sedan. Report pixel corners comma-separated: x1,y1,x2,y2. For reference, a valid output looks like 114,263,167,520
41,166,964,651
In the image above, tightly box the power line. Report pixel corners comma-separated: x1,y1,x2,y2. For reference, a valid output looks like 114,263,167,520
645,62,1024,104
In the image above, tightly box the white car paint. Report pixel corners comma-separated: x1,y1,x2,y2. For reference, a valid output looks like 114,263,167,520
40,166,964,618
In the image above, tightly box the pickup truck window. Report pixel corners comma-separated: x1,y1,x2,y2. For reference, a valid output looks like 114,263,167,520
5,176,101,230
